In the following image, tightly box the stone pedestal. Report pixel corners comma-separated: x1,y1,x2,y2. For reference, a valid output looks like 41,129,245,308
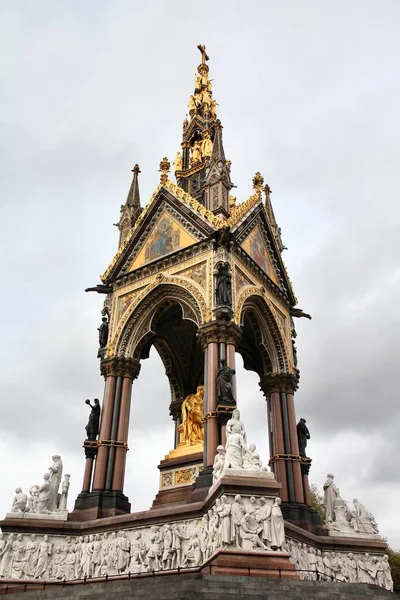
202,548,298,579
152,451,203,507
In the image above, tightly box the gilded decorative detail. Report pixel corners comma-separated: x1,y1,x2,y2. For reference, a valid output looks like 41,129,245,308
164,180,223,228
175,468,197,486
270,303,289,344
101,183,163,282
116,290,138,323
160,472,173,488
241,225,275,280
227,191,261,228
235,266,255,295
197,320,242,349
129,211,198,272
176,261,207,289
100,356,141,380
181,386,204,446
159,464,202,489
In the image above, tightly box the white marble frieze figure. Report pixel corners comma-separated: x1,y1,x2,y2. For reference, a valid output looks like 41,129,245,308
322,474,380,539
286,537,393,592
0,493,286,582
212,409,271,483
6,456,70,521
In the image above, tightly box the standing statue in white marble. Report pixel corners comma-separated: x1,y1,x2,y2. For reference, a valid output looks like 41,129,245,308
36,473,52,513
171,523,185,569
224,419,250,469
212,445,226,482
48,455,63,510
147,526,162,571
0,534,14,578
323,474,340,524
346,552,357,583
34,535,52,579
11,534,26,579
226,409,246,441
11,488,28,513
24,534,38,578
219,495,233,546
231,495,244,547
117,531,130,573
200,514,209,560
382,555,394,591
255,497,272,548
162,524,173,570
269,498,285,549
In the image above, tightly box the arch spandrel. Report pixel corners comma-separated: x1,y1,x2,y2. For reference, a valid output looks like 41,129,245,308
236,289,293,376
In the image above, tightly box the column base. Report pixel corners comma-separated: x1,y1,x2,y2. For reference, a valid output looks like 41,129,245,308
69,491,131,521
281,501,322,532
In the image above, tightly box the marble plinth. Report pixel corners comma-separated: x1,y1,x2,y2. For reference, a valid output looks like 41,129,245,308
5,510,68,521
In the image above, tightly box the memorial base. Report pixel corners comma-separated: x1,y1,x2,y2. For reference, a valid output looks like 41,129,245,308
69,490,131,521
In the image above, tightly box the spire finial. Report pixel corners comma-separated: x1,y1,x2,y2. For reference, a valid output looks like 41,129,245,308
159,157,171,184
197,44,209,65
252,172,264,193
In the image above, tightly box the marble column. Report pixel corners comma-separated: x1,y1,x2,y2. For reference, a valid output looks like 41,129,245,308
92,375,117,491
81,457,94,493
226,343,237,402
92,357,140,493
206,341,219,467
260,373,302,505
112,369,138,492
286,391,305,504
196,320,242,486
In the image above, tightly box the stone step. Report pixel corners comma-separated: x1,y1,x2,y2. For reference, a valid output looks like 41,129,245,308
0,574,393,599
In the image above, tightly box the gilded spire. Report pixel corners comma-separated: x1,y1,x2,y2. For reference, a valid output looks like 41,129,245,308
187,44,217,122
117,163,142,248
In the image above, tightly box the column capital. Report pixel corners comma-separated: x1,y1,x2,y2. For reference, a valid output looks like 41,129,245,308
100,356,141,380
259,372,299,397
197,320,242,349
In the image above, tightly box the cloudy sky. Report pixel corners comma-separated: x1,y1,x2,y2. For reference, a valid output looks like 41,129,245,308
1,1,399,547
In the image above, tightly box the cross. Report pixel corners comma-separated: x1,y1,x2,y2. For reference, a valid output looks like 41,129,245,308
197,44,209,65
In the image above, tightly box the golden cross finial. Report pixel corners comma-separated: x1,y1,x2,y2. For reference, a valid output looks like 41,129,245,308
197,44,209,65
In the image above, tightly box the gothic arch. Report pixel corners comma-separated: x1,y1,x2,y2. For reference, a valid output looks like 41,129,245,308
115,282,204,406
238,291,290,376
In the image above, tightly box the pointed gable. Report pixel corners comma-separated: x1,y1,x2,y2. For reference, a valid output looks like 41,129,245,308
241,224,279,285
101,182,218,282
129,211,198,271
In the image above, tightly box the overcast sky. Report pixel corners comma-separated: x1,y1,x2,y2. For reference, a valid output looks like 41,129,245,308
1,0,399,547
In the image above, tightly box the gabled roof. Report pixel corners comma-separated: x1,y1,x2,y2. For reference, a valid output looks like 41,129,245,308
101,180,219,282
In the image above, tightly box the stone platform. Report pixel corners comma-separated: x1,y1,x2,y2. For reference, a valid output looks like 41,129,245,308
0,574,393,599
